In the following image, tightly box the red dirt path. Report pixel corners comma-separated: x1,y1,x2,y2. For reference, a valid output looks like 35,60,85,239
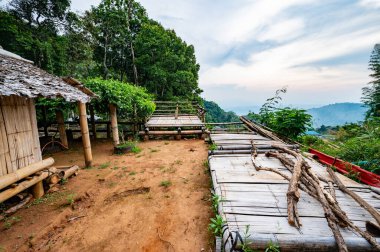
0,139,213,252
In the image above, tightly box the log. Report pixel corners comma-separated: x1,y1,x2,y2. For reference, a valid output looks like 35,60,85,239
56,110,68,148
44,166,60,185
78,102,93,167
0,158,54,191
0,172,49,203
240,116,284,143
32,181,44,199
60,165,79,180
109,104,119,147
4,194,33,215
327,167,380,225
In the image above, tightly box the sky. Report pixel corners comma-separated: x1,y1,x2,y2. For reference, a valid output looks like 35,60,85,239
6,0,380,111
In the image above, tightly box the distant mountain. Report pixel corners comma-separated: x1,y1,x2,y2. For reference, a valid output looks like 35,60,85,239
307,103,368,128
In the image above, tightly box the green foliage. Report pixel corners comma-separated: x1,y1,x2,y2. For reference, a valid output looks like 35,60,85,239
84,78,155,120
135,21,201,100
209,143,218,151
299,119,380,175
203,99,239,123
160,180,172,187
211,193,221,213
241,225,254,252
1,0,203,101
248,88,312,139
362,44,380,118
66,194,76,205
3,216,22,229
208,215,225,237
265,240,280,252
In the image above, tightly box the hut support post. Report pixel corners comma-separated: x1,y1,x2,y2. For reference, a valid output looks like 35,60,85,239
109,104,119,147
78,102,93,167
89,105,97,139
56,110,68,148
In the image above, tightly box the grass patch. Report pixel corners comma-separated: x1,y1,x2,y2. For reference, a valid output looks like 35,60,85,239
164,142,169,145
131,146,141,154
28,191,72,207
150,148,159,153
98,162,111,169
208,143,218,151
129,171,137,176
160,180,172,188
3,216,22,229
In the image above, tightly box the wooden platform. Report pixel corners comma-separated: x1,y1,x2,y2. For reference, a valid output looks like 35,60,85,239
145,115,204,128
209,133,380,251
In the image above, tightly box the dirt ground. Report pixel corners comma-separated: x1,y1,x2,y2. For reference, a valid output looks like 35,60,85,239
0,139,213,252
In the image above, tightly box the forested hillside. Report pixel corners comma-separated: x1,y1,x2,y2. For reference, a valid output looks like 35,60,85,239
0,0,201,101
203,100,239,123
307,103,367,127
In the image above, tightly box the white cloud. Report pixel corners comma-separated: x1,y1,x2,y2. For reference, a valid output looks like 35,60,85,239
359,0,380,8
66,0,380,106
257,18,305,42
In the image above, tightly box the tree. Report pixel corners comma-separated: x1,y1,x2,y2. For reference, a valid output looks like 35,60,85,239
134,21,201,100
8,0,70,27
247,88,312,139
363,44,380,118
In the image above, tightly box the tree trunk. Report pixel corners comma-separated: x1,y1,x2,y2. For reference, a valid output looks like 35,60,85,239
109,104,120,147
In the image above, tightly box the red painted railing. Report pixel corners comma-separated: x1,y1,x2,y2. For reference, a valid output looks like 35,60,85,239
309,148,380,188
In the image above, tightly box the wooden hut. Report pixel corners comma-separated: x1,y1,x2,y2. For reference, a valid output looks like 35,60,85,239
0,48,96,176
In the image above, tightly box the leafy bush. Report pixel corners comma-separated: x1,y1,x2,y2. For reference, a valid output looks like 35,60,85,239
84,78,155,120
247,88,312,139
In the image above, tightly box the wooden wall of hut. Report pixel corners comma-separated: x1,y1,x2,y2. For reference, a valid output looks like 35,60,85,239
0,95,42,175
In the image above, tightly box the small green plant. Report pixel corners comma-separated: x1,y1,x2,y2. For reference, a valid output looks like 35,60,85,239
60,178,68,185
98,162,111,169
3,216,22,229
209,143,218,151
241,225,254,252
129,171,136,176
203,160,209,168
164,142,169,145
66,194,76,205
265,240,280,252
131,146,141,154
211,193,221,213
208,215,225,237
160,180,172,188
150,148,159,153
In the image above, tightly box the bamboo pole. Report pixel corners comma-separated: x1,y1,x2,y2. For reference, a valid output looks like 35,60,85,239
78,102,93,167
0,158,54,191
175,104,179,119
56,110,68,148
109,104,119,147
89,105,97,139
0,172,48,203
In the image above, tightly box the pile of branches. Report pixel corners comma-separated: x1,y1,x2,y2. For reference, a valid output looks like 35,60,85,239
253,144,380,252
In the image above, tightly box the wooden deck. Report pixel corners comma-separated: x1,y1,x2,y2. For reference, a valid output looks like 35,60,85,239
145,115,204,128
209,133,380,251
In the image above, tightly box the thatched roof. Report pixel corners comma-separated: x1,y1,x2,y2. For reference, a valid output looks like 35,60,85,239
0,48,95,103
